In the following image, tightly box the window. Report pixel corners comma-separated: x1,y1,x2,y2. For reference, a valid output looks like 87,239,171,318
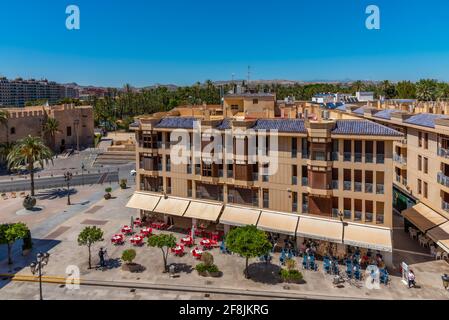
263,189,269,208
418,155,422,171
418,132,422,147
166,178,171,194
292,192,298,212
66,126,72,137
253,99,259,104
424,157,428,174
10,127,15,135
424,182,428,198
291,137,297,158
418,179,422,195
202,163,212,177
424,133,429,149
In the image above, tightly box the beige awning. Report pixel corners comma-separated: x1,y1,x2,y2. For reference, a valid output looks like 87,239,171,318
126,192,161,211
427,222,449,253
219,205,261,227
257,211,299,236
403,203,447,232
153,196,190,217
183,200,223,222
344,223,392,252
296,216,343,243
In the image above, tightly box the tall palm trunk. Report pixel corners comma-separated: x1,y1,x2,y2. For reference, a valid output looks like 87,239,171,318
29,161,35,196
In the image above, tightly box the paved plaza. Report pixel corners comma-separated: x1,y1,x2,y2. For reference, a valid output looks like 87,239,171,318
1,185,449,300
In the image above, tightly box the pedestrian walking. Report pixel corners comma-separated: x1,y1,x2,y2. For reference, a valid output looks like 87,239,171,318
407,269,416,288
99,248,105,268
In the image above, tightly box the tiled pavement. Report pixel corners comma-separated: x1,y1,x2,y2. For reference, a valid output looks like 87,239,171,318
1,187,449,300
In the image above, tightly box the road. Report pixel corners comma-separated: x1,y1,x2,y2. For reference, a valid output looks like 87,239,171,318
0,171,120,193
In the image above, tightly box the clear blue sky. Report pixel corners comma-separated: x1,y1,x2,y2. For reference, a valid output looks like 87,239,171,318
1,0,449,87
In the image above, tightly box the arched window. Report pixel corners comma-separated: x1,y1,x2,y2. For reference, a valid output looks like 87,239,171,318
10,127,15,135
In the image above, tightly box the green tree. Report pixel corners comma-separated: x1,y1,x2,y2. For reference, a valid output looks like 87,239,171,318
225,225,272,279
436,82,449,100
0,109,9,144
147,233,177,272
396,81,416,99
121,249,137,265
416,79,438,101
77,226,104,269
7,135,53,196
0,142,14,166
0,222,29,265
42,118,60,150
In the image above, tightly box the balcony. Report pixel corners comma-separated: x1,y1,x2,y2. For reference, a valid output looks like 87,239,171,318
343,152,351,162
438,147,449,159
376,154,385,164
302,204,309,213
365,153,373,163
292,176,298,185
343,181,352,191
442,200,449,212
332,208,339,218
354,211,362,221
227,170,233,178
376,184,384,194
365,212,373,222
365,183,373,193
438,172,449,188
354,182,362,192
343,210,352,219
252,172,259,181
301,150,309,159
292,202,298,212
332,180,339,189
393,154,407,165
301,177,309,186
354,153,362,163
332,152,338,161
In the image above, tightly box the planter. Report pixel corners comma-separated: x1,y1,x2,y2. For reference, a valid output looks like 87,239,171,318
197,271,208,277
209,271,222,278
104,193,112,200
23,196,36,210
120,183,127,189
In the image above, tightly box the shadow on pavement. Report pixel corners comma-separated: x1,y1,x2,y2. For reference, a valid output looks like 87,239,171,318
246,262,283,285
36,188,78,200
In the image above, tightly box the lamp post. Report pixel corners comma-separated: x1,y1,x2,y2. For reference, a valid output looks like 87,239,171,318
338,211,349,244
30,252,50,300
81,162,85,186
64,171,73,205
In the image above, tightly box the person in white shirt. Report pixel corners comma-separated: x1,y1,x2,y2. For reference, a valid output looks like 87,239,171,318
407,269,416,288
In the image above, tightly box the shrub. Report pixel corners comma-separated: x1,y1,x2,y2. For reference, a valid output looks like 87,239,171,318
122,249,137,264
207,264,219,273
200,252,214,267
105,187,112,193
280,269,303,282
195,263,207,273
120,179,127,189
285,258,296,271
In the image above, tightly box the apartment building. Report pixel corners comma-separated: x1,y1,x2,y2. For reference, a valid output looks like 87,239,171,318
0,77,78,107
0,104,94,152
312,102,449,254
127,94,402,266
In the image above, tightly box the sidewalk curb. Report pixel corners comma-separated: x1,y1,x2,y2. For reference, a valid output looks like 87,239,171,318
0,273,375,300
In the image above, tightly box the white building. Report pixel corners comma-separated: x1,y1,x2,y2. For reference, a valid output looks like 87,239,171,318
356,91,375,102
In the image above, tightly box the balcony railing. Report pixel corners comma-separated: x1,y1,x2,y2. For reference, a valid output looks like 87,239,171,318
376,154,385,164
332,208,339,218
437,172,449,188
252,172,259,181
365,153,373,163
302,204,309,213
354,211,362,221
376,184,385,194
292,176,298,185
166,163,171,172
332,180,339,189
376,214,384,224
227,170,233,178
365,212,373,222
157,163,162,171
156,141,162,149
365,183,373,193
218,169,224,178
332,152,338,161
343,210,352,219
343,152,351,162
393,154,407,165
301,151,309,159
292,203,298,212
187,189,192,197
354,182,362,192
354,153,362,163
438,147,449,158
262,175,269,182
195,166,201,175
343,181,352,191
442,200,449,212
187,165,192,174
301,177,308,186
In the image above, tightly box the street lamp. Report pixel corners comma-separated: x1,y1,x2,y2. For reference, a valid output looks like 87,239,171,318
64,171,73,205
81,162,85,186
338,211,349,244
30,252,50,300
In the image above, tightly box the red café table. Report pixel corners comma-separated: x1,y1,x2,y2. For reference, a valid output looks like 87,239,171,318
172,245,184,255
191,248,203,259
140,227,152,237
133,219,142,227
111,234,124,244
181,236,194,246
130,235,143,246
122,225,133,234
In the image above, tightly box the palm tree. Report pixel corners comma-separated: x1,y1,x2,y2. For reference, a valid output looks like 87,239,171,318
0,142,15,166
0,109,9,144
416,79,438,101
42,118,60,151
7,135,53,196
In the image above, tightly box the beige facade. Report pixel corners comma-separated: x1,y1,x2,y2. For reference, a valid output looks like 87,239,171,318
129,95,402,262
0,104,94,152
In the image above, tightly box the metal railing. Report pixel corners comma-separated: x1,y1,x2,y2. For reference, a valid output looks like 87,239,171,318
332,208,339,218
365,153,373,163
343,181,352,191
332,180,339,189
438,172,449,188
252,172,259,181
262,175,269,182
365,212,373,222
354,182,362,192
376,154,385,164
227,170,233,178
354,211,362,221
343,210,352,219
301,177,308,186
302,204,309,213
393,154,407,165
292,176,298,185
438,147,449,158
442,200,449,212
354,153,362,163
343,152,351,162
376,184,385,194
365,183,373,193
332,152,339,161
